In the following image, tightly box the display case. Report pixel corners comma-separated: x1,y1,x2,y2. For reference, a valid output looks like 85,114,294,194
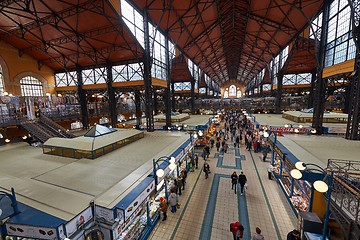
278,173,311,213
116,206,147,240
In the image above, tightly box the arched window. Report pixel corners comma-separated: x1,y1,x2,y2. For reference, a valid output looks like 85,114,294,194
229,85,236,96
224,91,229,98
20,76,44,96
0,65,4,95
237,90,242,98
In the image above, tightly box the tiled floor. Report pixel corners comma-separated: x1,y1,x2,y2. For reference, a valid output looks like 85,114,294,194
149,142,297,240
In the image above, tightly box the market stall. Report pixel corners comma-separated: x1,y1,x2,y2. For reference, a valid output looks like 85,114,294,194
2,201,66,240
267,136,312,216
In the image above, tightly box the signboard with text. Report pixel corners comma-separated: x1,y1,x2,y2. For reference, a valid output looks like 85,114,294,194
6,223,58,240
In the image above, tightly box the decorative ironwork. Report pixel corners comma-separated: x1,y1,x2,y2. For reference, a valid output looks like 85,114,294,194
327,159,360,237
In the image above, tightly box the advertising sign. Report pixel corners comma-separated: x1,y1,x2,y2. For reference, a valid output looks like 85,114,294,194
119,179,154,221
95,205,115,225
65,207,93,237
269,127,310,134
6,223,58,240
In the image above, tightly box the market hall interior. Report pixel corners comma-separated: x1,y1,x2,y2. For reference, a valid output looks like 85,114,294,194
1,0,360,239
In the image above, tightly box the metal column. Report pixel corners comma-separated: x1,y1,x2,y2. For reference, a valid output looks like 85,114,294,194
143,10,154,132
308,70,316,109
275,71,284,114
153,90,158,115
135,90,142,128
106,63,117,127
76,67,89,129
312,0,330,135
345,0,360,140
165,36,172,128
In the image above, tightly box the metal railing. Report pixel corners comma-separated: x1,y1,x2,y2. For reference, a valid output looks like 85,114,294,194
327,159,360,239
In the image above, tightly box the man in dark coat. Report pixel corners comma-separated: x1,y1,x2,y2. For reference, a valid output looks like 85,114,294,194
238,172,247,195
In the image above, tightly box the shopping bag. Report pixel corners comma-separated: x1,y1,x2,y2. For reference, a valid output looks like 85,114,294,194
176,203,181,209
245,183,248,189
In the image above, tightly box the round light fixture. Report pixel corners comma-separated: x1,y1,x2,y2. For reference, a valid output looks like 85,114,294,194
177,127,181,131
5,138,10,143
193,133,198,139
168,127,171,130
299,124,303,129
156,169,164,178
311,129,317,134
295,162,306,171
285,124,289,128
263,131,269,138
170,157,175,164
290,169,303,179
3,92,8,96
184,124,188,128
22,135,27,140
198,130,203,137
294,128,299,133
314,180,328,193
169,163,176,170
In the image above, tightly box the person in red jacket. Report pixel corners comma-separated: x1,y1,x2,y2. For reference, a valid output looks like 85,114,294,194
230,222,244,240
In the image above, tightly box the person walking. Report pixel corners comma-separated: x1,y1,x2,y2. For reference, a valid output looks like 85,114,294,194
168,189,179,213
224,142,229,153
267,164,274,180
230,222,244,240
252,227,264,240
238,172,247,195
216,141,221,152
262,145,268,162
190,155,195,172
235,135,240,148
180,170,186,190
159,197,168,221
231,171,238,194
202,147,207,160
176,176,183,195
203,162,210,179
194,154,199,169
286,229,300,240
205,144,210,159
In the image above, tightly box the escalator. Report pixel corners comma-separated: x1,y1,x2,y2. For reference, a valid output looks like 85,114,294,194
21,115,75,143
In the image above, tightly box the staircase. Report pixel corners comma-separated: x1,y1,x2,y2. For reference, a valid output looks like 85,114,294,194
327,159,360,239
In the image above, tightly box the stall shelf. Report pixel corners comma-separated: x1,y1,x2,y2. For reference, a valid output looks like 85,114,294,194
113,177,155,240
267,136,312,217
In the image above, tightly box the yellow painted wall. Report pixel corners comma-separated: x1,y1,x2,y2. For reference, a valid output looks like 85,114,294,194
221,80,245,98
0,40,55,95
